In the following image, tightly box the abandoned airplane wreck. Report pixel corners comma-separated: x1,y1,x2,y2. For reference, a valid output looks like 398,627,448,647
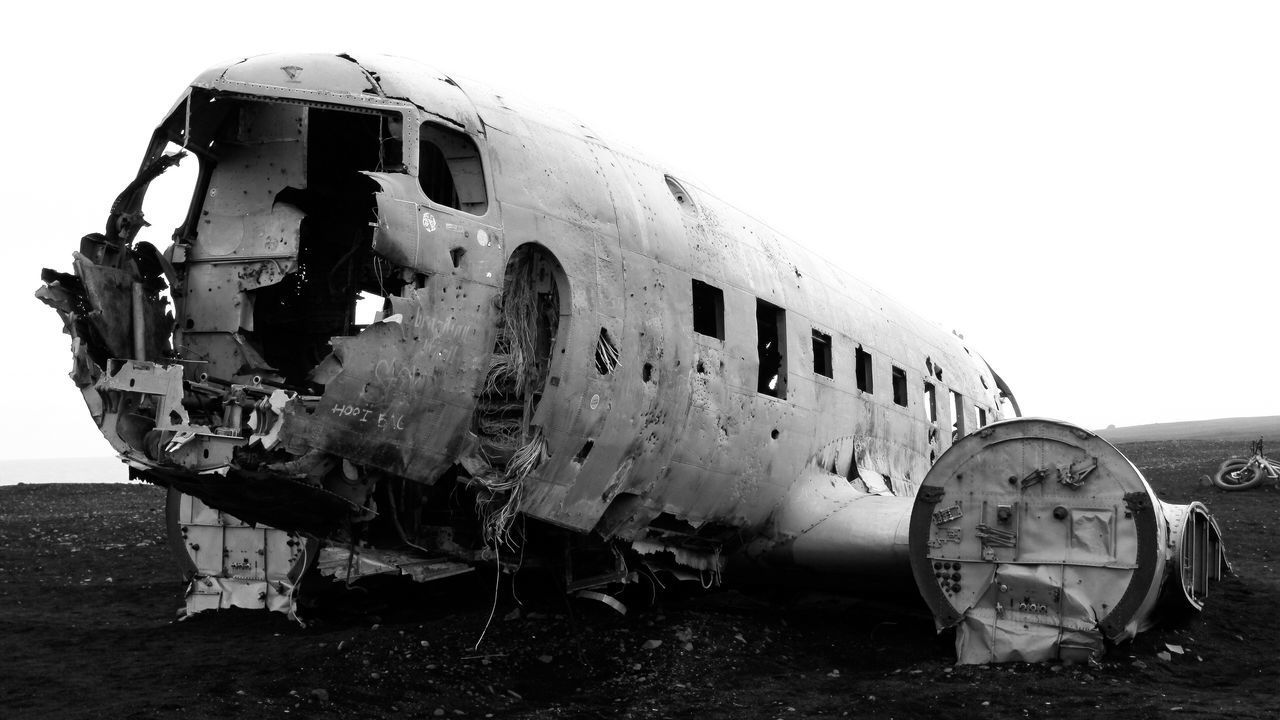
37,52,1227,663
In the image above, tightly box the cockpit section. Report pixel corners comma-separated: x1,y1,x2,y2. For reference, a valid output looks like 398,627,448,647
170,93,405,389
35,87,460,532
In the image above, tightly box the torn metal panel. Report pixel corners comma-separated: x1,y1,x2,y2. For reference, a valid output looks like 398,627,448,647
279,280,499,481
73,256,136,359
364,171,462,273
316,546,473,584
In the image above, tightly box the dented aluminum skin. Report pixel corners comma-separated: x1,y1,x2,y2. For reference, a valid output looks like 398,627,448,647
37,53,1224,662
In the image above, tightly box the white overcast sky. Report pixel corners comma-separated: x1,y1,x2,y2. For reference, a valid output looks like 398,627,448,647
1,1,1277,461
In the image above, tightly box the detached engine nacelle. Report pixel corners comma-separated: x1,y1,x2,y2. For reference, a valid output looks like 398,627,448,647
909,418,1227,663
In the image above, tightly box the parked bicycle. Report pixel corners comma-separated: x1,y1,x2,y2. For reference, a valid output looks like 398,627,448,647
1213,437,1280,490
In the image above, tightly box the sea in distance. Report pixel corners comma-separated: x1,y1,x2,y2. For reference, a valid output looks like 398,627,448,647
0,457,129,486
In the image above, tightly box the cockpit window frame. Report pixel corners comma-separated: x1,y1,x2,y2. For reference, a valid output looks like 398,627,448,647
417,120,489,218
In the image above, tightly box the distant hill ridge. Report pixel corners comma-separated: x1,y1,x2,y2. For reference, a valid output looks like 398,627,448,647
1096,415,1280,444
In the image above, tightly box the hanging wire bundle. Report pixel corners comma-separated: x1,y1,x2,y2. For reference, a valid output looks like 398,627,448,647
470,249,558,547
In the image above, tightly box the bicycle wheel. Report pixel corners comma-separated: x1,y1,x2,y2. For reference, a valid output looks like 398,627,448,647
1213,458,1265,490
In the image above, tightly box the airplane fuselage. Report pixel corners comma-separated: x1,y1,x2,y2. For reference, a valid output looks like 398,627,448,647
43,54,1225,664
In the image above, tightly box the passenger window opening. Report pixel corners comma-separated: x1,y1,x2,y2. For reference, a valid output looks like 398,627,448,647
855,346,873,393
692,280,725,340
756,299,787,397
891,366,908,407
418,122,488,215
812,330,833,379
924,382,937,422
976,406,988,428
951,390,967,439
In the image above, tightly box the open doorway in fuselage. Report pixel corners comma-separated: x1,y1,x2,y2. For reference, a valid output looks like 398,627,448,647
250,106,404,389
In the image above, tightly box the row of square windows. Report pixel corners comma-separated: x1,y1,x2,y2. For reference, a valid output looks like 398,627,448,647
691,279,989,430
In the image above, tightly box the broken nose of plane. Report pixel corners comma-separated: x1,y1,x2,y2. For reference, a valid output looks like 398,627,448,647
908,418,1227,664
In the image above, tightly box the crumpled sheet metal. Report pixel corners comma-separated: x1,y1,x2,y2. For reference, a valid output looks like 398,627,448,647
951,563,1111,664
316,546,473,584
955,615,1102,665
184,576,297,616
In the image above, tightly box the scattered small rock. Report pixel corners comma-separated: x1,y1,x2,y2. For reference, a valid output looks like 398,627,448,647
310,689,329,703
641,639,662,650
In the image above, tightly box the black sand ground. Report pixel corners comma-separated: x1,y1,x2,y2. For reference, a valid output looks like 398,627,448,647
1,439,1276,719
